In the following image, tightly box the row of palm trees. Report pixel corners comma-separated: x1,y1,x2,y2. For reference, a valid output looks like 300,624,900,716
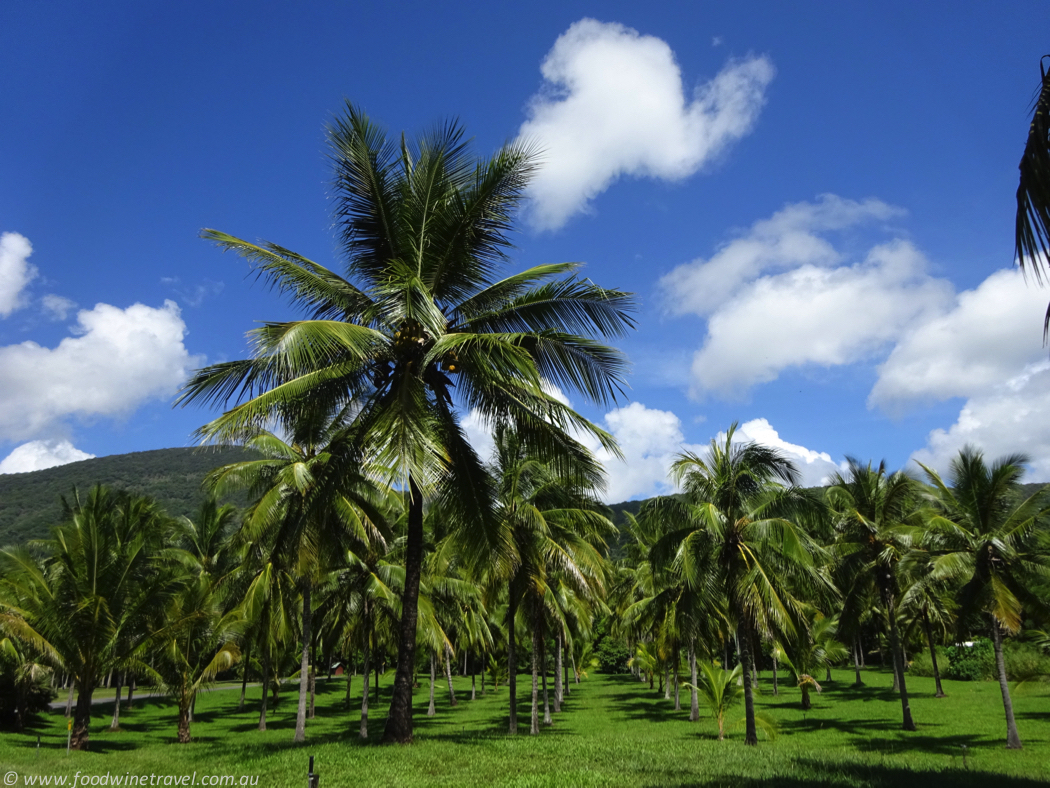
611,429,1050,749
0,416,616,749
3,100,1049,757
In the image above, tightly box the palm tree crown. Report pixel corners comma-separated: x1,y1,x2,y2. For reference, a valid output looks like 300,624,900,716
176,103,634,742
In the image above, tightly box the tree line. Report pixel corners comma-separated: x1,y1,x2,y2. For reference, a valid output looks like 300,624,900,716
3,96,1050,754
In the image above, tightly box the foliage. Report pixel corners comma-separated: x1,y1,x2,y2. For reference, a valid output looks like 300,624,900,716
945,638,995,682
0,447,258,547
592,618,631,673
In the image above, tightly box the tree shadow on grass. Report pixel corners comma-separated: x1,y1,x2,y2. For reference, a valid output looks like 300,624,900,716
638,760,1050,788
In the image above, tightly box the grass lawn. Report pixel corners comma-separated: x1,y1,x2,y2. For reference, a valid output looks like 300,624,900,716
3,667,1050,786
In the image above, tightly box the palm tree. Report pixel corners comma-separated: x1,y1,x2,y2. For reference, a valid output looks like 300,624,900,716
644,424,828,745
148,573,242,743
690,661,743,741
777,607,848,710
918,446,1050,749
828,459,921,732
482,424,613,735
176,103,634,743
0,487,178,749
205,404,389,742
1016,55,1050,280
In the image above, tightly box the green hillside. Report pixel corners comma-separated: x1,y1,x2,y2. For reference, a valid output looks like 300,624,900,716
0,447,258,547
3,447,1045,551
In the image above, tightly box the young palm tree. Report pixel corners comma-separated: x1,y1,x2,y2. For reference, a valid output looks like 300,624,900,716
644,424,827,745
176,103,634,743
828,459,921,732
919,447,1050,749
777,607,848,710
0,487,178,750
147,573,242,743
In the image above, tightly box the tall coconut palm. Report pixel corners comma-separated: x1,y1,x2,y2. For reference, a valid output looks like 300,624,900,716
176,104,634,743
644,424,828,745
828,459,920,732
918,447,1050,749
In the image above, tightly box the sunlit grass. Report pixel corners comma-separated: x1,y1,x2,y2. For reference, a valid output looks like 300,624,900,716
3,667,1050,786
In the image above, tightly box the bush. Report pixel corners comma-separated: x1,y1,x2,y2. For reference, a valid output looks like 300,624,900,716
1003,642,1050,682
944,638,994,681
591,617,631,674
908,648,937,678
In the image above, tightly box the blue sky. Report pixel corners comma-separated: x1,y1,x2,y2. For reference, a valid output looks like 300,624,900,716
2,1,1049,499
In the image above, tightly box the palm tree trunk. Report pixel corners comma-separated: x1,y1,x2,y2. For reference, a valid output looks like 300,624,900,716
308,637,317,720
801,683,811,711
109,672,123,731
663,664,670,700
922,609,945,698
444,645,457,706
70,681,94,750
345,662,353,710
239,643,251,712
673,652,681,711
541,633,551,725
177,695,192,744
990,616,1023,749
739,622,758,746
360,635,371,739
773,654,779,696
508,586,518,733
571,649,579,684
689,642,699,721
258,650,270,731
295,581,311,742
530,623,540,735
427,650,436,717
564,647,571,695
383,477,425,744
471,654,476,701
883,582,916,731
554,633,563,712
852,637,864,687
64,683,74,717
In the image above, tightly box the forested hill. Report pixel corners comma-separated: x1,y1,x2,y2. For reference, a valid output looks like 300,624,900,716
0,447,258,547
1,447,1045,551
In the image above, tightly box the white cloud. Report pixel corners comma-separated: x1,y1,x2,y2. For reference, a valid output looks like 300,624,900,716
866,267,1050,479
0,300,203,441
732,418,845,487
660,195,902,318
689,240,953,397
910,363,1050,481
41,294,77,321
659,196,953,398
590,402,702,502
0,440,95,474
870,269,1048,410
518,19,774,230
0,232,37,317
461,398,698,502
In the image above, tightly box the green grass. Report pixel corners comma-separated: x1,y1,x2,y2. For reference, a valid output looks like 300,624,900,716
3,667,1050,786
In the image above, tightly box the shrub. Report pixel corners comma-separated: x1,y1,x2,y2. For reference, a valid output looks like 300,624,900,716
1003,642,1050,682
944,638,994,681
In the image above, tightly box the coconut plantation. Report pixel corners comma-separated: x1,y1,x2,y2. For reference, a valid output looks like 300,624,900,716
4,5,1050,787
